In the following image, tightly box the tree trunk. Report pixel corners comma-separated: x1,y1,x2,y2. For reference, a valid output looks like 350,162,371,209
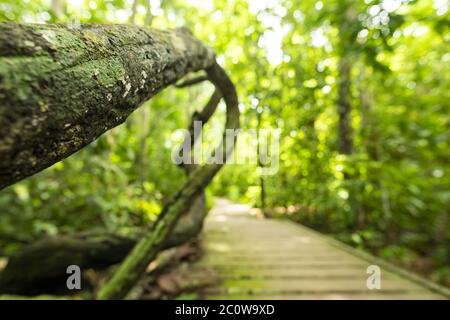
337,56,353,155
336,5,358,229
256,111,267,215
0,22,215,190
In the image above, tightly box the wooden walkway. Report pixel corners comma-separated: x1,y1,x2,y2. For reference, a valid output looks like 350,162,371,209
187,199,449,300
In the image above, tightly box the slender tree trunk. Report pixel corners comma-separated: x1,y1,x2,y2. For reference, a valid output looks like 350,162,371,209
337,56,353,156
336,4,359,229
145,0,154,27
337,55,358,229
130,0,139,24
256,111,267,214
51,0,64,19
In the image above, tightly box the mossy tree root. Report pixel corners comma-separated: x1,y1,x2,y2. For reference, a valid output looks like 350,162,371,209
0,192,206,295
97,62,239,300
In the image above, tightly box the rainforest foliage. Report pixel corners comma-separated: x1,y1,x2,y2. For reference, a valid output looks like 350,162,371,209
0,0,448,286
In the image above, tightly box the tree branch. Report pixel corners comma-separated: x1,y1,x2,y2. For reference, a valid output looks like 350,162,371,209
174,75,209,88
97,62,239,300
0,22,215,189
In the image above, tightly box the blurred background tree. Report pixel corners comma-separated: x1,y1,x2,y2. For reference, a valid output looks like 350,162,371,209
0,0,448,286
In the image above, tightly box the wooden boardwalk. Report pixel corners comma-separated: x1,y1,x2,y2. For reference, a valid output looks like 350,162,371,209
187,200,449,300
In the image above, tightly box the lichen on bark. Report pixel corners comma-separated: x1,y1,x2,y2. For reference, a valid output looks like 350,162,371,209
0,22,215,189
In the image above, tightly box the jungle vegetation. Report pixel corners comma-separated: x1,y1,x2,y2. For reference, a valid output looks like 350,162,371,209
0,0,448,293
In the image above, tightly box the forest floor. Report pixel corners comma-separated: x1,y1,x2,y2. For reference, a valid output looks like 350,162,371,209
174,199,448,300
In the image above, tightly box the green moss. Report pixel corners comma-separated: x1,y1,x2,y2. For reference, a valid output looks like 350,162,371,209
0,56,55,100
36,27,87,51
67,57,126,88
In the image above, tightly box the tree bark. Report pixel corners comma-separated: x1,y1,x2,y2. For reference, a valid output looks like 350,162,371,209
0,22,215,190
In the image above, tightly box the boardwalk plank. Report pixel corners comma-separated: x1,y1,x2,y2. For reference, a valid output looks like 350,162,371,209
185,200,449,300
